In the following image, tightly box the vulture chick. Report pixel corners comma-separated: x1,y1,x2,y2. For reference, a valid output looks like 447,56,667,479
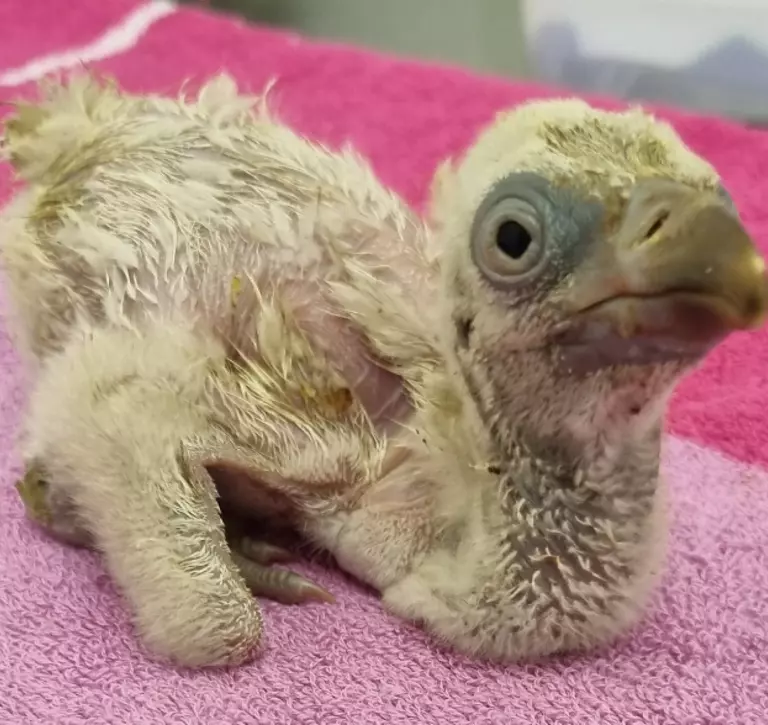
2,75,766,667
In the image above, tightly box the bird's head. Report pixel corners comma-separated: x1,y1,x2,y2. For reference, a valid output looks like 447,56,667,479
431,99,768,453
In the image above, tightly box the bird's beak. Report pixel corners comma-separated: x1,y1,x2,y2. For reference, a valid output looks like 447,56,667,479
554,178,768,370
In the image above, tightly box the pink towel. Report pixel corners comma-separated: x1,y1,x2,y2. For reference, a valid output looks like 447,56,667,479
1,3,767,723
0,0,147,70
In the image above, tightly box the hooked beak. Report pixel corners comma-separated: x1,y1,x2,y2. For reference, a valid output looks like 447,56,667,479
554,178,768,371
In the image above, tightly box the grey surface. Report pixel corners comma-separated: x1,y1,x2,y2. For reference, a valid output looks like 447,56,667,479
530,20,768,124
191,0,531,78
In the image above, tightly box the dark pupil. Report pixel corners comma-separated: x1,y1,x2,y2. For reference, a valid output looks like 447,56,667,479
495,220,532,259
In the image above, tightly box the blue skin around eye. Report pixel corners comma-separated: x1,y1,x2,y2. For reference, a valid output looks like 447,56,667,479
470,171,604,303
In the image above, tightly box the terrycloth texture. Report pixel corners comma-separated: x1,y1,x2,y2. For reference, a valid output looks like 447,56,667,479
0,0,145,69
0,2,767,723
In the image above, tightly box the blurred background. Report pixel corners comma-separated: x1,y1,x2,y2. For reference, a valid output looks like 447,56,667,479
182,0,768,127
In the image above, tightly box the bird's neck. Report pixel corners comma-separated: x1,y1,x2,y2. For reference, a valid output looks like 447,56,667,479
494,423,664,575
504,424,660,504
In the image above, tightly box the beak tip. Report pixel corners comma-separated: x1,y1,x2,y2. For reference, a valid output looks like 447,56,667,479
743,259,768,329
704,250,768,332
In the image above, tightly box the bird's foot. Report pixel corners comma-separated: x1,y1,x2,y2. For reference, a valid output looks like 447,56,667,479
228,535,335,605
15,462,93,547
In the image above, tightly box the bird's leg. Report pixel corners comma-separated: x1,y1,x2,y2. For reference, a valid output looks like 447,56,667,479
16,456,335,606
223,516,335,605
205,459,338,605
220,502,336,603
229,544,335,605
19,324,264,667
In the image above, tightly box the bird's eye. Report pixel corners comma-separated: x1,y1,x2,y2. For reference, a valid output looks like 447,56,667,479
472,198,546,284
496,220,532,259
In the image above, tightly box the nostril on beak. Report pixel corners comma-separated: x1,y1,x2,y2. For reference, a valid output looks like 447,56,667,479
643,210,670,242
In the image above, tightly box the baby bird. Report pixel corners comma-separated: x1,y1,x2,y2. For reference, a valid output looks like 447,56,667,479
2,74,766,668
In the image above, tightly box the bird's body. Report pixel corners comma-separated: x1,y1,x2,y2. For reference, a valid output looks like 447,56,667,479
3,75,426,421
2,74,766,667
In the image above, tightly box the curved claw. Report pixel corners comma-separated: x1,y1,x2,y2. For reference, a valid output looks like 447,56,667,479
230,551,335,605
237,537,295,565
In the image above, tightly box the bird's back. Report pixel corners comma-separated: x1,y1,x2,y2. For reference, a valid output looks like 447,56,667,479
1,74,442,427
